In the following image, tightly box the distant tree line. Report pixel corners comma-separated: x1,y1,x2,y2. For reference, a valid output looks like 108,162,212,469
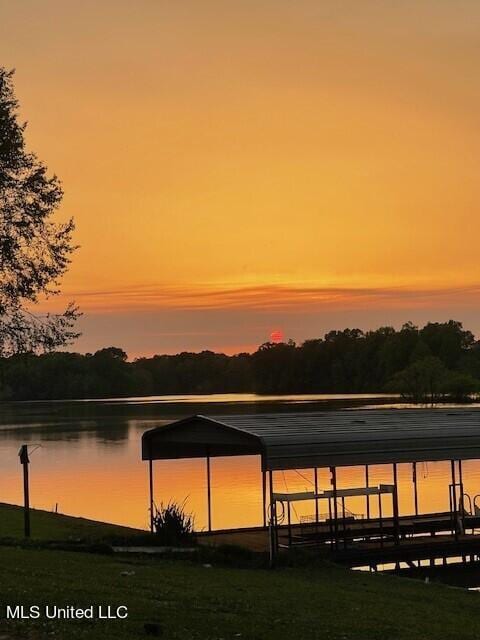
0,321,479,402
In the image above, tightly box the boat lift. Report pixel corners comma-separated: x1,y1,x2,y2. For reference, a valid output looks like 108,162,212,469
270,484,398,552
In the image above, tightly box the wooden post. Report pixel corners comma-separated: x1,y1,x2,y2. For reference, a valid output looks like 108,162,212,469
206,453,212,532
314,467,319,523
19,445,30,538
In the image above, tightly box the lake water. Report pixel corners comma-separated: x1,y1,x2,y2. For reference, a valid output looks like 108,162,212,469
2,393,480,532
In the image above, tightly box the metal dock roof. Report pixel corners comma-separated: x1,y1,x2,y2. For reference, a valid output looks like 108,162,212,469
141,409,480,470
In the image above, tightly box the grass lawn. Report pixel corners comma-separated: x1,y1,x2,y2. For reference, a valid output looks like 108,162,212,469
0,504,479,639
0,502,141,541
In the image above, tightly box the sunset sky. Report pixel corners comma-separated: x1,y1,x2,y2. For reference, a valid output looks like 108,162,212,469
2,1,480,356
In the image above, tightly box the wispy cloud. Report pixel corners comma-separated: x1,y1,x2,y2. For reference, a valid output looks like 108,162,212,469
44,282,480,313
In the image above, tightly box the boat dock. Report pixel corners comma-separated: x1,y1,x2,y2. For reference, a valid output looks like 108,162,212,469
142,409,480,570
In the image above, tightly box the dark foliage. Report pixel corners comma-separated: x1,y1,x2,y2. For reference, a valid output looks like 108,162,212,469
152,500,195,546
0,68,79,355
388,356,479,404
0,321,479,401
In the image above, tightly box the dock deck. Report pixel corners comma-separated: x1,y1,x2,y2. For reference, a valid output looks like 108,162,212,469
198,511,480,567
284,511,480,545
331,532,480,567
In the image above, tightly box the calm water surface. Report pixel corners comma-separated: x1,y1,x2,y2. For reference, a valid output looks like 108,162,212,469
2,393,480,531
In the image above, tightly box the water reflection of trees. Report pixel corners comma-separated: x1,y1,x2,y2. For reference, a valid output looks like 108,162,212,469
0,419,132,445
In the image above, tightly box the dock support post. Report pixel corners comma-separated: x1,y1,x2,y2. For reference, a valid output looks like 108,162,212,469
206,453,212,532
331,466,339,551
365,465,370,520
287,501,292,547
148,454,154,533
458,459,464,524
314,468,319,524
341,496,347,548
393,463,400,545
328,496,334,549
413,462,419,516
262,466,267,528
268,470,276,567
450,460,458,541
378,493,384,548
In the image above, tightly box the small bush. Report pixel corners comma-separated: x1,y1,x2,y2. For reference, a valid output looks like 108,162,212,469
152,500,195,546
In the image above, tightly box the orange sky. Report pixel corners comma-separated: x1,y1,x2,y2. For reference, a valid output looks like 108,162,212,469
2,1,480,356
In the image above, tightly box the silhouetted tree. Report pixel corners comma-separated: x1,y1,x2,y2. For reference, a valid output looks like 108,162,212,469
253,341,299,393
389,356,479,404
419,321,474,368
0,68,79,355
389,356,450,404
